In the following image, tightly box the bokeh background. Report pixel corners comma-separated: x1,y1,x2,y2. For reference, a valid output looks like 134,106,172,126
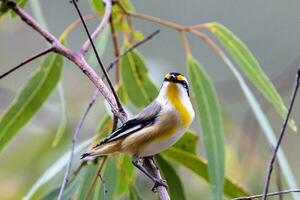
1,0,300,199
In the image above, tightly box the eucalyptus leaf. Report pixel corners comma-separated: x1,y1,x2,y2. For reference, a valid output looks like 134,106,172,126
187,55,224,200
120,50,158,107
162,148,249,198
173,130,198,154
207,22,297,132
0,53,63,152
41,175,82,200
23,138,93,200
129,185,142,200
156,155,186,200
117,155,135,195
220,54,299,199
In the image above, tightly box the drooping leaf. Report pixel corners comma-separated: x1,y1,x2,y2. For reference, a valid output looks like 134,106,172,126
77,164,99,200
51,114,67,147
0,52,64,152
101,157,119,200
207,22,297,132
23,138,93,200
219,54,300,199
162,148,249,198
187,55,224,200
117,84,129,104
120,50,158,107
128,185,142,200
116,155,136,195
156,155,186,200
173,130,198,154
41,175,82,200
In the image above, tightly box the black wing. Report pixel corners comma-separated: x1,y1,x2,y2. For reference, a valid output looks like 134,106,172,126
99,101,162,145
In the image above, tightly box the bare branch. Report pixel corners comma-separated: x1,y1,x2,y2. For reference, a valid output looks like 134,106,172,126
80,0,112,56
6,1,57,44
71,0,124,117
0,48,53,80
56,89,99,200
262,68,300,199
232,189,300,200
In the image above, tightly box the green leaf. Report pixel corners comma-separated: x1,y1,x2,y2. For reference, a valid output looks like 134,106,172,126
156,155,186,200
116,155,136,195
120,50,158,107
187,55,224,200
90,0,105,12
128,185,142,200
117,84,129,104
220,54,300,199
0,53,63,152
77,164,99,200
101,157,119,200
162,148,249,198
51,115,67,147
207,22,297,132
41,176,82,200
173,130,198,154
23,138,93,200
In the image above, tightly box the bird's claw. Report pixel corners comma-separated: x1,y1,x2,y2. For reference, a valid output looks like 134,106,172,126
152,179,168,192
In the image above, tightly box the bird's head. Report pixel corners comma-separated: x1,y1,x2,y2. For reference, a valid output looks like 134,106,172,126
163,72,190,96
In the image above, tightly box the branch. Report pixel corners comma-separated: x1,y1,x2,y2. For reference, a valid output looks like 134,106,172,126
5,0,127,123
144,158,170,200
57,29,160,199
71,0,124,115
56,90,99,200
0,47,53,79
80,0,112,56
262,68,300,199
232,189,300,200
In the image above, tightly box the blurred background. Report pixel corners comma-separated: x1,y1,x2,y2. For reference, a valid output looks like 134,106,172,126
1,0,300,199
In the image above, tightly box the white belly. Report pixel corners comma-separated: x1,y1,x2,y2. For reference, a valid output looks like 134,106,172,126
138,128,186,157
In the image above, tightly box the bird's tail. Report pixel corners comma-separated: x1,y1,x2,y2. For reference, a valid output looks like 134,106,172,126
81,140,122,160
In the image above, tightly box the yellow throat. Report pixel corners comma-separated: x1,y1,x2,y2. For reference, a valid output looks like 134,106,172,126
166,83,191,127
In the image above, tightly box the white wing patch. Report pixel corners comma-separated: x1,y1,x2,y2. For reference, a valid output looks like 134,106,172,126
104,124,143,143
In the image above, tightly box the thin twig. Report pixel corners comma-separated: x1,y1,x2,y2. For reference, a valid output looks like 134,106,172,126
98,174,108,200
57,90,99,200
262,68,300,199
0,48,53,79
85,156,108,200
232,189,300,200
107,30,160,72
71,0,124,115
80,0,111,56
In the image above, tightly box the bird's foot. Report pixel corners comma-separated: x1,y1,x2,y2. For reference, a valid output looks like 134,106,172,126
152,178,168,192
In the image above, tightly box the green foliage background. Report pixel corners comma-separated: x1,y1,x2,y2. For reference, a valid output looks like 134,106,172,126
0,0,299,200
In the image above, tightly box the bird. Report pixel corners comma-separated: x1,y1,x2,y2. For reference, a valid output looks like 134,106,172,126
81,72,195,189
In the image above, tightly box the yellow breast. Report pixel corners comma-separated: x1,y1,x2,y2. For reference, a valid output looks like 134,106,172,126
166,83,192,127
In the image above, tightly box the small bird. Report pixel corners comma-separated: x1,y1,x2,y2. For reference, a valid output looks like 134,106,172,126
81,72,194,189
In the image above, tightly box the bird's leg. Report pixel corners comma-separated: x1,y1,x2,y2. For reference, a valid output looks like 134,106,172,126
132,156,167,191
